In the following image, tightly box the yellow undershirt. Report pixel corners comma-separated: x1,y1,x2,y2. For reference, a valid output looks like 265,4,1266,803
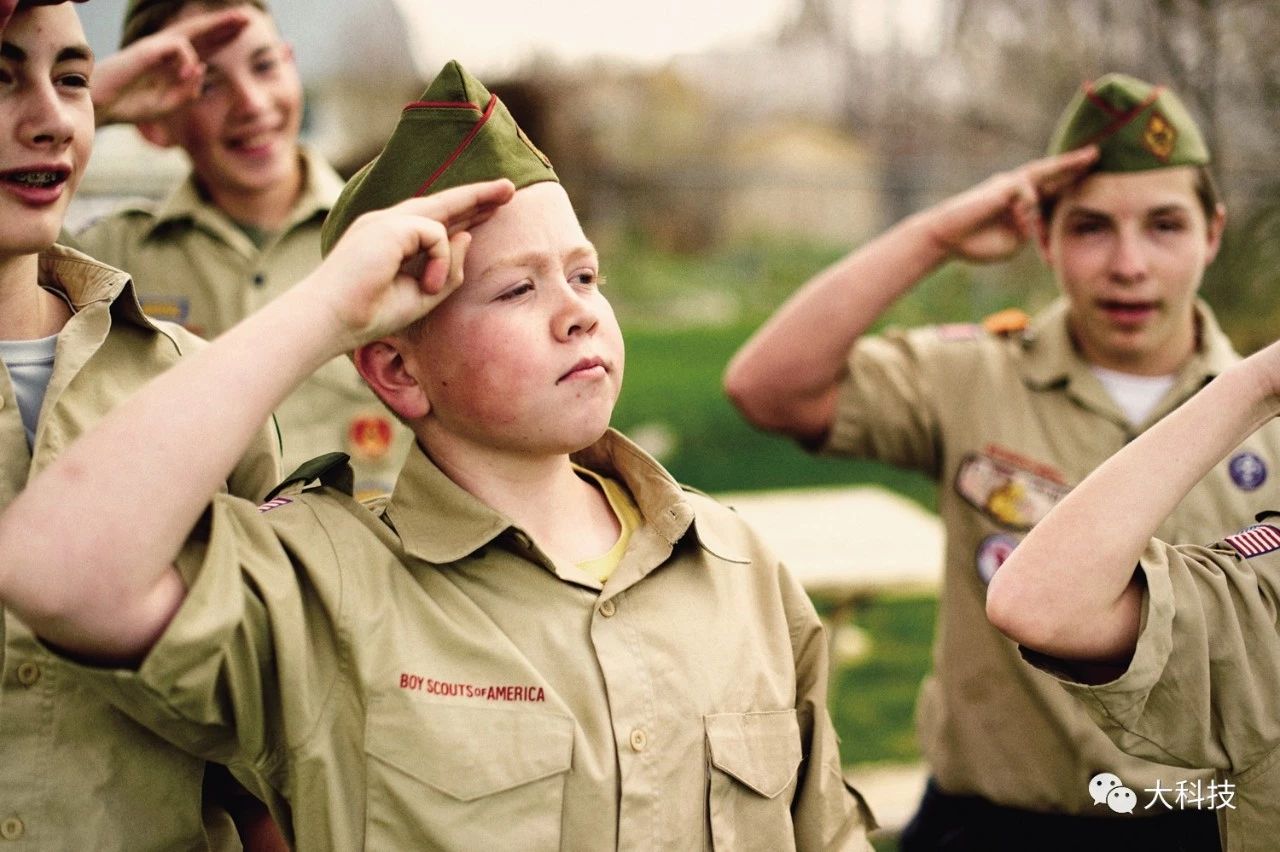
572,464,642,583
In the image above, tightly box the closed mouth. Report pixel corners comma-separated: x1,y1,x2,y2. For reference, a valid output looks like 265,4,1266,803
558,357,606,382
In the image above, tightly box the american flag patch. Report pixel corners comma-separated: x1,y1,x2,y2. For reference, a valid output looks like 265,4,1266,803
1224,524,1280,558
257,497,293,514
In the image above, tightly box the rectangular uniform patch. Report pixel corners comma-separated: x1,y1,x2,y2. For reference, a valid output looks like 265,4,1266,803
1224,524,1280,558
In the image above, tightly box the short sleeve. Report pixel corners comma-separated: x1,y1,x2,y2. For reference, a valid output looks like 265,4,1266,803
820,328,944,476
62,493,345,779
1041,536,1280,775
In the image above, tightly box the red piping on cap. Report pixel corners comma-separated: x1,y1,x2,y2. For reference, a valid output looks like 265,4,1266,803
413,94,499,197
403,100,483,111
1078,81,1164,148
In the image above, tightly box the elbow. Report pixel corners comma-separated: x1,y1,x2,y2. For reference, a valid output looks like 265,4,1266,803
985,566,1054,650
723,357,832,443
722,358,772,430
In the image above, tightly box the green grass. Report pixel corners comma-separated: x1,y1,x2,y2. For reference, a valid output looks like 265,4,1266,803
612,322,938,508
822,594,937,766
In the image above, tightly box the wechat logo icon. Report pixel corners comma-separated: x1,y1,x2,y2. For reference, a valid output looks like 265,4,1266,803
1089,772,1136,814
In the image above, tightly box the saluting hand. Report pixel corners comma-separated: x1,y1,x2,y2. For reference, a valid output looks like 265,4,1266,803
309,179,517,352
92,8,250,127
920,146,1098,264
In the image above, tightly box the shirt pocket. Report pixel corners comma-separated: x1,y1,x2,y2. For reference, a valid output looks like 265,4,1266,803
364,698,574,850
705,709,803,852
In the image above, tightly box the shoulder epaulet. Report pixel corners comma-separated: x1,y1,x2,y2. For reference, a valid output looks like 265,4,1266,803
982,308,1031,337
265,452,354,500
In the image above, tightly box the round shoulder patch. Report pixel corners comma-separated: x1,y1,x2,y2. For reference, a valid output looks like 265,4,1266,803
1228,451,1268,492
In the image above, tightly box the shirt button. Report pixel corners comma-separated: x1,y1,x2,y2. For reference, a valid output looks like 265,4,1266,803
599,600,616,618
629,728,648,752
252,273,266,287
15,663,40,687
1,818,24,840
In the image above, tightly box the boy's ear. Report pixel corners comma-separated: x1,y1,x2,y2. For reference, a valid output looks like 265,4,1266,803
136,120,177,149
354,338,430,422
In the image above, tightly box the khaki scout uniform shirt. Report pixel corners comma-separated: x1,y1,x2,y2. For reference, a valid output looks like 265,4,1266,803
824,298,1280,814
77,430,871,851
73,147,412,497
0,245,281,850
1026,528,1280,852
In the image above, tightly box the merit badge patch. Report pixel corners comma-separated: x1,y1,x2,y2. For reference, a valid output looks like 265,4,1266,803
347,414,394,461
1142,111,1176,161
955,448,1071,530
140,295,191,327
1224,524,1280,559
257,496,293,513
976,533,1020,585
1228,451,1268,492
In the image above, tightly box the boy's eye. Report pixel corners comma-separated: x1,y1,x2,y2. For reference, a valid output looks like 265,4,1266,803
1152,217,1187,233
253,58,279,76
1068,219,1106,235
58,73,89,89
571,270,599,286
497,282,534,301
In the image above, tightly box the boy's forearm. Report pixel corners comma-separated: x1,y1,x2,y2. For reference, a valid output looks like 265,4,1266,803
988,355,1280,659
0,284,342,657
723,212,949,439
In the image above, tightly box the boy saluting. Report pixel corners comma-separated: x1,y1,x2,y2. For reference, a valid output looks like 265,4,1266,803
0,61,872,850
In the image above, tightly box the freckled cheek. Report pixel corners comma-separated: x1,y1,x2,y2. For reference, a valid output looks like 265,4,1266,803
437,345,543,426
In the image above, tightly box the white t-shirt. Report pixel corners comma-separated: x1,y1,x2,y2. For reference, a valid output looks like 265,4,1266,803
1090,364,1177,427
0,333,58,448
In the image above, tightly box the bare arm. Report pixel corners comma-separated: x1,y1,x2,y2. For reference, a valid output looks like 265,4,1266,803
987,340,1280,662
91,8,249,127
0,180,515,662
722,147,1098,443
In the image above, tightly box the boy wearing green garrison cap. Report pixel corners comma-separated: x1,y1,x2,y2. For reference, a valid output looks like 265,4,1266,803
0,60,873,850
72,0,414,500
727,73,1280,849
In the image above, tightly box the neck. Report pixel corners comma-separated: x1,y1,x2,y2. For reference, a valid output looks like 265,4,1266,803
203,152,304,231
0,253,70,341
424,435,619,565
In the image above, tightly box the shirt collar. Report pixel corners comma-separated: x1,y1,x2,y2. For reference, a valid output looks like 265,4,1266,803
38,243,156,332
383,428,731,565
143,145,344,239
1017,297,1238,391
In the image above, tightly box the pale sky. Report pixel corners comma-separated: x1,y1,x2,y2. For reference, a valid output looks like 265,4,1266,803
391,0,945,77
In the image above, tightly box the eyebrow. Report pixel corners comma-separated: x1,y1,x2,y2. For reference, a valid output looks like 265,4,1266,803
479,244,598,280
0,41,94,64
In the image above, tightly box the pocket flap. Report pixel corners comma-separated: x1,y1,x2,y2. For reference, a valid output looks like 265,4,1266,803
705,710,802,799
367,700,574,801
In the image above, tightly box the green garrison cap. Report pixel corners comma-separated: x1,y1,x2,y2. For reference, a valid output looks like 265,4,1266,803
320,60,558,256
1047,73,1210,172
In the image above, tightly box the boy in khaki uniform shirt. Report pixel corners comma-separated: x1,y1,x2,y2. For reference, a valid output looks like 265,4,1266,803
73,0,412,497
726,75,1280,849
0,2,280,848
989,312,1280,851
0,61,872,850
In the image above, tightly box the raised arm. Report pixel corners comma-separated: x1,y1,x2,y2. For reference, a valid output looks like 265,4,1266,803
90,8,249,127
0,180,515,662
987,339,1280,662
723,147,1097,443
